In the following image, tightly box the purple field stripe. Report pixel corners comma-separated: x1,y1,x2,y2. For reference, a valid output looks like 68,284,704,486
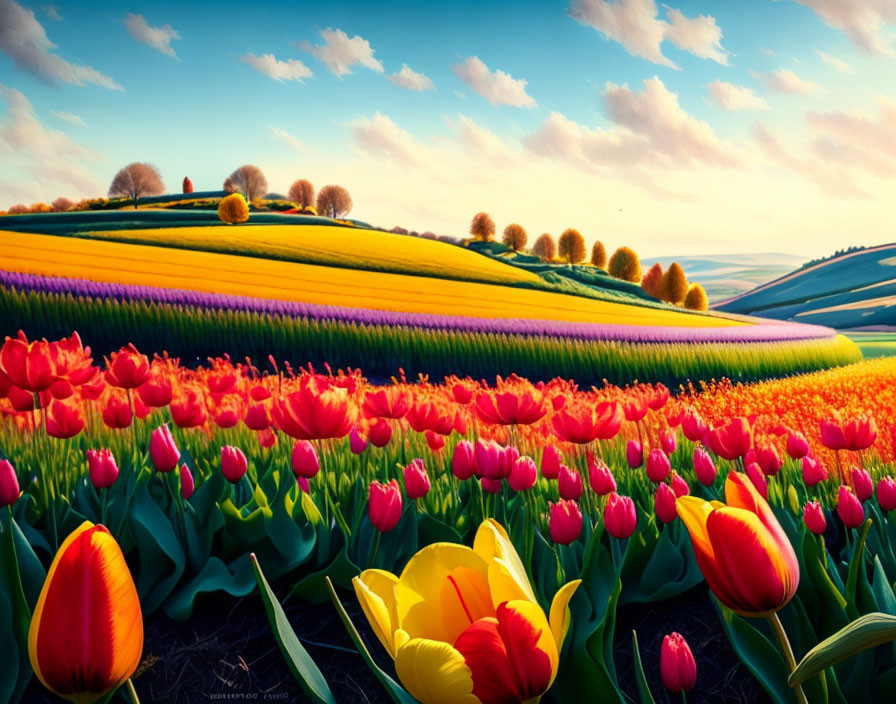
0,270,837,344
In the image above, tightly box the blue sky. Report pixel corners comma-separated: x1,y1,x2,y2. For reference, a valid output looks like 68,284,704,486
1,0,895,257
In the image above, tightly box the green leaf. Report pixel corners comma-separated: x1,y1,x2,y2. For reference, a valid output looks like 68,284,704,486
845,519,871,618
250,554,336,704
0,510,34,703
324,577,418,704
790,612,896,687
631,630,657,704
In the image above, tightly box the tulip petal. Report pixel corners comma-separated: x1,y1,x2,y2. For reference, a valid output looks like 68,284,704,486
548,579,581,652
454,618,522,704
500,600,557,692
396,543,492,644
474,518,537,607
394,638,479,704
353,571,399,658
676,496,716,564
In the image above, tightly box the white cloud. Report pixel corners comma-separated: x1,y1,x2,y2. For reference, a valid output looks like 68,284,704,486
751,68,824,95
706,80,770,111
760,47,776,57
795,0,896,57
815,49,855,74
123,13,180,59
569,0,728,69
0,0,122,90
449,114,516,160
806,97,896,175
295,28,383,77
42,4,60,21
451,56,536,108
240,53,313,83
351,112,426,165
50,110,87,127
270,126,306,152
388,64,434,92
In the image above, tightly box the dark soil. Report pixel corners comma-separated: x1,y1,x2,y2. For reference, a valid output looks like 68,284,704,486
23,583,771,704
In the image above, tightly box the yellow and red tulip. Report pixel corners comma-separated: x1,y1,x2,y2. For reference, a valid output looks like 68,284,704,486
29,521,143,704
677,471,799,616
352,519,580,704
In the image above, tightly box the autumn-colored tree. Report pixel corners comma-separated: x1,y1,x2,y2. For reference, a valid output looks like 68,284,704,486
51,197,74,212
558,228,587,264
288,179,315,208
663,262,689,305
316,185,353,218
469,212,495,241
591,241,607,269
218,193,249,224
684,283,709,311
532,233,556,261
223,165,268,201
108,162,165,209
390,226,409,235
29,203,52,213
641,262,666,299
502,223,527,251
608,246,642,282
183,177,193,194
7,204,28,214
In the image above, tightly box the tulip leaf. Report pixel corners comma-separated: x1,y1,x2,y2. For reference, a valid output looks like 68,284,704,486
789,612,896,687
251,554,337,704
845,519,872,618
872,557,896,616
631,630,657,704
0,510,34,704
325,577,419,704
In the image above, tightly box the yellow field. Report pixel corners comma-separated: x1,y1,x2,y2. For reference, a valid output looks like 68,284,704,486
0,231,743,328
88,223,540,286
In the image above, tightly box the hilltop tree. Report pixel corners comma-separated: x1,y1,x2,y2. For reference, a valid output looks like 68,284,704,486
663,262,689,305
8,204,28,214
685,283,709,311
317,185,353,218
288,179,315,208
591,241,607,269
532,233,556,261
470,212,495,242
108,162,165,209
502,223,527,252
183,177,193,194
390,226,409,235
558,228,586,264
641,263,666,299
608,246,642,282
51,197,74,212
224,165,268,201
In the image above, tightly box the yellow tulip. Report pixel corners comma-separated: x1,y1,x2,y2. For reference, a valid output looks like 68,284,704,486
353,519,580,704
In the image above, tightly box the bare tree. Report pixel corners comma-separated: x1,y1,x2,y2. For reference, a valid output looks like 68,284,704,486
288,179,315,208
224,165,268,201
51,197,74,212
316,185,353,218
108,162,165,208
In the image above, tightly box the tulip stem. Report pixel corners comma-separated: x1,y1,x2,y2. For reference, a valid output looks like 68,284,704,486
766,612,808,704
125,678,140,704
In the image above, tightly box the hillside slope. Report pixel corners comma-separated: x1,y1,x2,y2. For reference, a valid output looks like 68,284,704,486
715,243,896,328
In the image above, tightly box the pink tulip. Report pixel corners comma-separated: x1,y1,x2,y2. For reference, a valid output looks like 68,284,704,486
693,447,716,486
757,445,782,477
877,477,896,512
786,431,810,460
0,459,19,507
86,448,118,489
660,431,677,456
350,427,368,454
745,461,768,499
291,440,320,479
179,464,195,500
803,501,826,536
655,483,678,524
540,446,562,480
626,440,643,469
604,492,637,539
801,455,827,487
681,410,707,442
588,455,616,495
481,478,503,494
670,472,689,498
549,499,582,545
221,445,248,484
451,440,475,480
837,485,865,528
558,465,583,501
509,456,537,492
646,449,671,483
150,425,180,473
369,480,402,532
403,458,431,499
852,468,874,502
661,632,697,693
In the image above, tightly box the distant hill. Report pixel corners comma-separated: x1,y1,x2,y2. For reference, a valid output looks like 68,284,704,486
641,253,808,303
714,243,896,329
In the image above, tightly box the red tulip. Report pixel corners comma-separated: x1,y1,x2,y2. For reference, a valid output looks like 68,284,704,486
681,409,707,442
877,477,896,512
540,445,562,480
405,400,454,435
842,416,878,452
481,477,503,493
587,454,616,495
257,428,277,449
0,459,19,507
451,383,474,404
551,401,624,444
291,440,320,479
0,331,58,392
604,492,637,539
648,385,670,410
852,468,873,502
244,402,271,431
655,483,678,524
646,449,671,483
180,464,194,500
626,439,643,469
801,455,827,487
670,472,689,498
104,344,151,389
369,479,402,532
8,384,35,411
745,461,768,500
558,465,583,501
474,389,547,426
350,427,369,454
403,458,431,499
46,399,84,439
803,501,826,535
425,429,446,453
837,485,865,528
136,375,173,408
362,388,411,419
367,417,393,448
221,445,247,484
474,439,503,480
101,394,132,430
786,431,810,460
549,499,582,544
820,420,846,451
509,456,537,492
272,376,355,440
212,402,240,429
149,424,180,473
693,448,716,486
660,431,677,456
170,389,207,428
661,632,697,693
451,440,476,480
86,449,118,489
756,445,782,476
623,397,648,422
706,417,752,460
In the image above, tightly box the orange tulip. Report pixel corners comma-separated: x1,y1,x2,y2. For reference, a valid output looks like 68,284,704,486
29,521,143,704
677,471,799,616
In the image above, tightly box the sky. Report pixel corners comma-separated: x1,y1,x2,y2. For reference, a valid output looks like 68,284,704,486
1,0,895,258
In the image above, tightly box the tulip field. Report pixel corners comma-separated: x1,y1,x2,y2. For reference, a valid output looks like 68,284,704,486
1,328,896,704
